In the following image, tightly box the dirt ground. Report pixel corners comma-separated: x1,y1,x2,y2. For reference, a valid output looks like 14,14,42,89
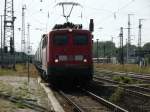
0,65,51,112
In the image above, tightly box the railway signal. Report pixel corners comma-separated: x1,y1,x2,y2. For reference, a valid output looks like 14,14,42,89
89,19,94,32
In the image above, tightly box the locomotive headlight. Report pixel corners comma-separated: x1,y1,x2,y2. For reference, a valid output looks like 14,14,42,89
54,59,59,63
83,59,87,62
68,29,72,32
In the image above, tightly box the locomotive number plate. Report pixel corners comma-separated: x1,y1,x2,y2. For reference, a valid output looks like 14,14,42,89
68,55,74,61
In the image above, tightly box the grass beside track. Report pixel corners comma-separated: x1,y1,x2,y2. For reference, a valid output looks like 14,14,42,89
95,63,150,74
0,65,49,112
0,64,38,77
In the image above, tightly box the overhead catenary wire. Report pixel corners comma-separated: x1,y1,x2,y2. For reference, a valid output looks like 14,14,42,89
2,0,149,53
96,0,135,25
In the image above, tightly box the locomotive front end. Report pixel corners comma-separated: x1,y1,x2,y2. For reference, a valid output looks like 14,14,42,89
47,29,93,83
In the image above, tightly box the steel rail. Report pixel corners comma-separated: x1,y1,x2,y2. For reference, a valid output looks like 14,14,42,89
120,87,150,99
94,76,123,85
93,77,150,99
95,69,150,83
95,68,150,77
94,75,150,92
59,88,128,112
122,85,150,94
84,90,128,112
94,74,150,93
59,90,85,112
129,76,150,83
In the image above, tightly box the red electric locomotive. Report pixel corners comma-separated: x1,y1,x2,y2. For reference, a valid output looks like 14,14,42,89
35,21,94,85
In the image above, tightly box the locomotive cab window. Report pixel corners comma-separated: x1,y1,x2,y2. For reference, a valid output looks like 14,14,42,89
53,35,68,45
73,35,88,45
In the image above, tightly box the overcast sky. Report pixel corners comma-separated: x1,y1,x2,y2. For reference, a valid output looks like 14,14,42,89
0,0,150,53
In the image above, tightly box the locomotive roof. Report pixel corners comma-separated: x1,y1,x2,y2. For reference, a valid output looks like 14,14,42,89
51,28,91,33
46,22,92,34
52,22,82,30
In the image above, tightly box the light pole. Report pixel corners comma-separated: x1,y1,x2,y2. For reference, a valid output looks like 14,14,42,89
111,36,114,59
0,15,3,66
119,27,124,65
127,14,134,64
103,42,106,64
98,27,103,38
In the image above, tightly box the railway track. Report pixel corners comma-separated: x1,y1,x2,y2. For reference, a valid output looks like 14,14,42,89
88,79,150,112
95,69,150,83
39,76,150,112
94,69,150,95
94,76,121,85
94,76,150,97
58,87,128,112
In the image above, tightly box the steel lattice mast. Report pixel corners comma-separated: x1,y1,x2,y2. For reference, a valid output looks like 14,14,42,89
21,5,26,53
3,0,16,68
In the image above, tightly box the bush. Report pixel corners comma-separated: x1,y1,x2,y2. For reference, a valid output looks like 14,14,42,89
109,87,124,103
113,76,133,84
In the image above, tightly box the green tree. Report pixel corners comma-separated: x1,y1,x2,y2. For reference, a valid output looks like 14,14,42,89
143,42,150,51
143,42,150,64
93,41,116,58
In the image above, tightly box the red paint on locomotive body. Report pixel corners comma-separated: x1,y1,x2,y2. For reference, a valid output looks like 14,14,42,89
48,29,92,65
35,28,93,84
